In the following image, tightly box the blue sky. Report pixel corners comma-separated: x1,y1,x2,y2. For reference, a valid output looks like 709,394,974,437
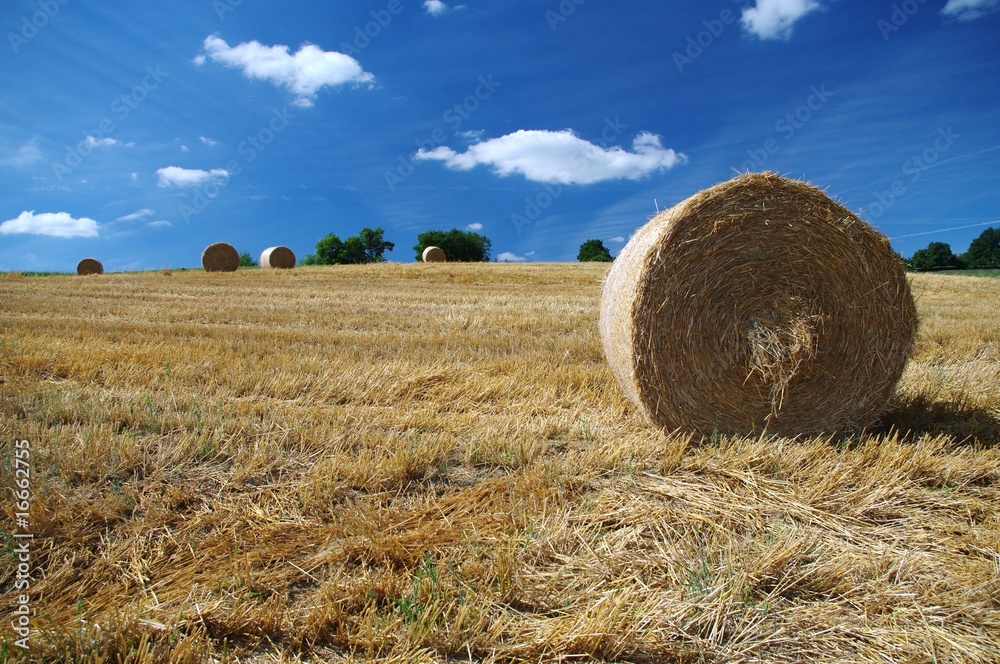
1,0,998,271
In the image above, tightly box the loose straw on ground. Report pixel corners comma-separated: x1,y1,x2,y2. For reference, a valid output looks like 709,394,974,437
201,243,239,272
260,246,296,269
599,172,917,436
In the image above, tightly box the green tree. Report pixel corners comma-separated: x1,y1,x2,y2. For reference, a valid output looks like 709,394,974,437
238,251,258,267
302,228,395,265
962,227,1000,269
577,239,614,262
356,226,395,263
414,229,491,262
302,233,340,265
907,241,963,271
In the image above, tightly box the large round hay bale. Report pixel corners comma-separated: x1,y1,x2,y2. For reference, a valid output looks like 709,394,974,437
260,246,296,269
599,172,917,436
76,258,103,275
422,246,446,263
201,242,239,272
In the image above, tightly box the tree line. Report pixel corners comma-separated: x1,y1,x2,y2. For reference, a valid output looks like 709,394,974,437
295,227,614,264
256,226,998,270
906,227,999,271
297,227,494,264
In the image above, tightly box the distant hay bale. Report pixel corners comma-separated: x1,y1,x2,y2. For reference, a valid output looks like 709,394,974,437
260,246,296,269
422,246,447,263
201,242,239,272
599,172,917,436
76,258,103,275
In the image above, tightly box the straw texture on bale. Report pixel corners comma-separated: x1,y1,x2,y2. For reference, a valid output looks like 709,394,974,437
76,258,103,276
422,246,447,263
201,242,240,272
599,172,917,436
260,246,296,269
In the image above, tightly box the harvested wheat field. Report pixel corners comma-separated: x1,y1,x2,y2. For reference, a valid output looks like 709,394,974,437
1,263,998,663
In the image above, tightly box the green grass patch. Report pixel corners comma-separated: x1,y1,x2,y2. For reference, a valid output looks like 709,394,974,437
934,269,1000,278
4,271,73,277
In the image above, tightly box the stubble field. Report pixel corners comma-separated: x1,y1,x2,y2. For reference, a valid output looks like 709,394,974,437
1,263,998,663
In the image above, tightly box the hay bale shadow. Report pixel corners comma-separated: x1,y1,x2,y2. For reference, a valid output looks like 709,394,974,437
876,394,1000,446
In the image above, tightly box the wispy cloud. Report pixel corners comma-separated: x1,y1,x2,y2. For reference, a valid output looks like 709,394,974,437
199,136,219,146
146,220,172,228
1,139,42,169
414,129,686,185
497,251,526,262
0,211,99,238
116,208,154,222
458,129,484,143
741,0,823,40
156,166,229,188
467,222,483,231
610,236,626,243
196,35,374,107
941,0,1000,20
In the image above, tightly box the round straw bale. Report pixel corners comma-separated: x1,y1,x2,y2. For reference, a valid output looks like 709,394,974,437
201,242,239,272
599,172,917,436
76,258,103,275
422,246,446,263
260,246,296,269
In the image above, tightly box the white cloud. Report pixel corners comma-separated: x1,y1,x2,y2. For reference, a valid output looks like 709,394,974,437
199,136,219,146
414,129,686,185
146,220,172,228
467,222,483,231
0,211,99,238
741,0,822,40
116,208,154,222
424,0,447,14
84,136,133,148
131,172,138,181
156,166,229,188
197,35,374,107
941,0,1000,20
610,236,626,243
497,252,526,262
180,145,190,152
1,140,42,168
458,129,484,142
